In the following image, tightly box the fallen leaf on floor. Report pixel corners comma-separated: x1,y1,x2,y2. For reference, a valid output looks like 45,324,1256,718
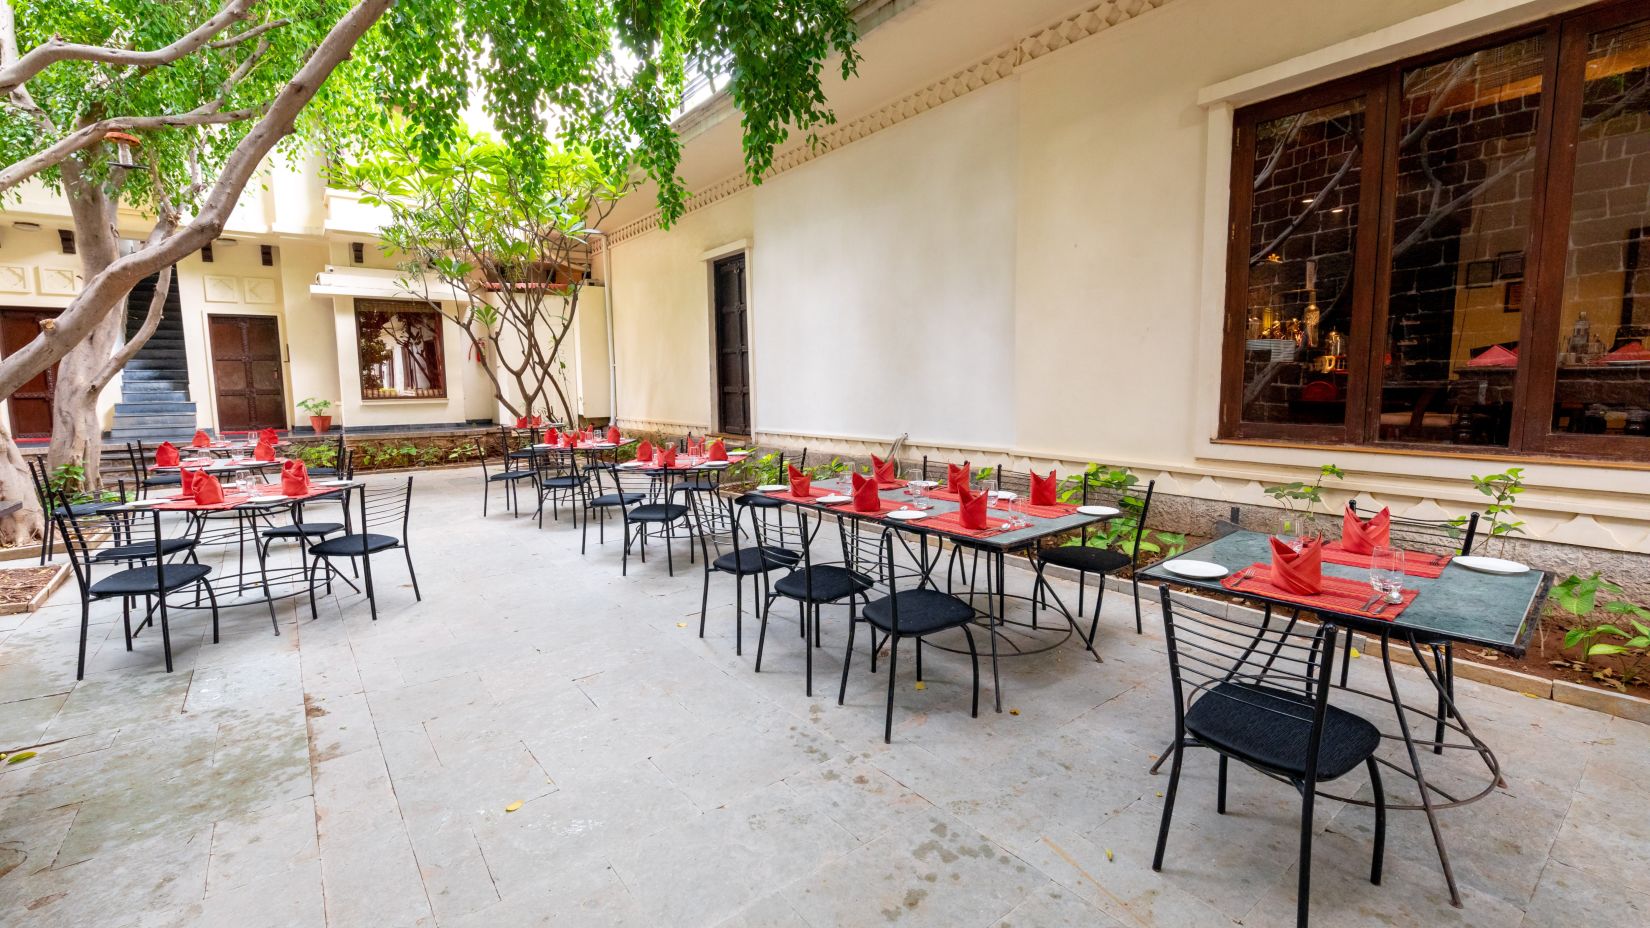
1349,647,1360,659
1522,692,1543,699
914,681,926,691
1155,791,1163,797
1105,849,1114,862
676,622,687,628
504,800,524,813
6,752,36,765
1009,709,1020,716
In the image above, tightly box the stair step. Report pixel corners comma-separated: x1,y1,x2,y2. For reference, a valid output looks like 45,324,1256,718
121,368,190,382
120,385,189,400
112,411,198,426
114,401,197,415
125,355,187,370
109,427,205,442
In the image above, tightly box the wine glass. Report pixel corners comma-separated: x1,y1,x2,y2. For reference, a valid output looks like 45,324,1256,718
1371,545,1405,603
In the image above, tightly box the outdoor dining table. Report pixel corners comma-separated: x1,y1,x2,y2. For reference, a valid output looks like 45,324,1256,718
756,474,1112,712
1139,530,1551,909
112,479,363,633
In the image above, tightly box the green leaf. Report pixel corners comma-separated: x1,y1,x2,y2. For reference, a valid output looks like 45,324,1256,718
5,751,35,765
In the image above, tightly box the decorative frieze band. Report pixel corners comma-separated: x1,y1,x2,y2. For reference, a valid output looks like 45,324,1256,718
607,0,1175,246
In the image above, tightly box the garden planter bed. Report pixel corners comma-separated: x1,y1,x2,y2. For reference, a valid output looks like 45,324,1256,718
0,564,68,615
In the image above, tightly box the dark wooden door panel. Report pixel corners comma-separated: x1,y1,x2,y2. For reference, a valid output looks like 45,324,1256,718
209,315,287,432
713,253,751,436
2,309,58,438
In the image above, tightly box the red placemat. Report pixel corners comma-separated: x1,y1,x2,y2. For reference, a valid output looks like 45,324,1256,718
763,487,835,504
1320,542,1452,579
926,488,963,503
876,478,909,490
1220,562,1417,620
1015,501,1080,519
921,508,1013,538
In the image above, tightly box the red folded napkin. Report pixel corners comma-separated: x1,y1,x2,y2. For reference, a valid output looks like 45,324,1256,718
707,440,728,462
872,454,896,484
531,415,545,428
563,430,579,447
1340,505,1390,556
155,441,180,467
515,416,529,428
1605,340,1650,362
658,447,677,467
258,427,278,444
1270,535,1324,595
191,430,211,448
1031,470,1058,506
788,464,813,498
192,472,225,505
956,485,989,530
606,425,621,444
947,461,971,491
253,439,276,462
851,472,883,513
281,460,310,497
635,439,653,461
179,467,200,499
1467,345,1518,368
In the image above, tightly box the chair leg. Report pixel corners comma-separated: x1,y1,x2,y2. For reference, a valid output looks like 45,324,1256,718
362,551,378,621
201,578,221,645
804,603,814,697
122,597,134,651
883,634,899,744
306,555,322,620
915,637,923,682
158,590,174,673
1367,757,1386,886
1433,642,1452,755
1151,739,1185,871
403,545,421,602
755,597,772,672
1296,781,1317,928
1132,574,1144,635
256,535,280,636
1217,755,1229,814
734,577,745,655
838,612,857,706
76,599,91,680
699,570,712,638
962,625,980,718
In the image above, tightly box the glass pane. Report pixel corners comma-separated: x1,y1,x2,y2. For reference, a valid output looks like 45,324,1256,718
356,301,447,399
1549,17,1650,439
1380,38,1546,446
1239,98,1365,427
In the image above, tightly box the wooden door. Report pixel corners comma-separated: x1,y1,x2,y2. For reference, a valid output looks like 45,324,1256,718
712,253,752,435
209,315,287,431
1,309,58,438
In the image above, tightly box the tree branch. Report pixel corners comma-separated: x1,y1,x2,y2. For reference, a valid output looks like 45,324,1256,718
92,265,172,391
0,106,262,193
0,0,258,96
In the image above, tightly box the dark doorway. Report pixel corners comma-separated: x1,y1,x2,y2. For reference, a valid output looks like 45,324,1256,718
2,309,59,438
712,253,751,436
209,315,287,431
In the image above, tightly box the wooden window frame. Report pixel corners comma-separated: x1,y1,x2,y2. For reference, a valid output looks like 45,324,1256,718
1218,0,1650,464
353,299,448,401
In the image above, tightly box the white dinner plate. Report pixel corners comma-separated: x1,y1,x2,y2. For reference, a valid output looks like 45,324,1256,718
1077,505,1122,518
312,479,352,487
907,479,939,488
120,499,166,508
818,494,852,505
618,461,646,468
699,461,731,468
886,510,928,521
990,490,1017,500
1161,559,1228,580
756,484,787,492
1453,555,1530,575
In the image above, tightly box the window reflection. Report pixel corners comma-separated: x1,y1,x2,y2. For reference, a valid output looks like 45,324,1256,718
355,300,447,400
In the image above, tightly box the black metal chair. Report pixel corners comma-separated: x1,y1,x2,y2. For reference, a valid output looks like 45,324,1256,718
53,490,217,680
304,433,347,478
27,456,125,565
1153,587,1385,928
258,458,356,609
305,476,420,622
125,441,183,500
759,506,874,696
500,425,536,469
580,458,645,554
533,447,589,528
478,439,537,517
618,463,692,576
1030,476,1156,637
688,488,799,654
841,524,980,743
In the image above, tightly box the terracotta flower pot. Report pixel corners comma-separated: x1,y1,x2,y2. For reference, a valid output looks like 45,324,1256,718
309,415,332,434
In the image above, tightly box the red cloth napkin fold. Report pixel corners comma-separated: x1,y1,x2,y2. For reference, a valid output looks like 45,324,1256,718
1467,345,1518,368
192,472,225,505
563,430,579,447
281,460,310,497
1269,535,1324,595
956,485,989,530
515,416,528,428
1031,470,1058,506
707,440,728,462
258,428,278,444
606,425,621,444
191,430,211,448
658,447,677,468
1605,340,1650,362
635,440,653,462
179,467,199,499
851,473,883,513
155,441,180,467
872,454,896,484
788,464,813,498
531,415,545,428
947,461,971,491
1340,505,1390,556
253,439,276,462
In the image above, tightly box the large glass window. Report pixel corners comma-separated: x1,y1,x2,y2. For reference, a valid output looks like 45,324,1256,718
1220,0,1650,461
355,300,447,400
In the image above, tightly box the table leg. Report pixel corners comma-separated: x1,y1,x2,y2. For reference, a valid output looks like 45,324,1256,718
991,550,1004,712
1379,630,1463,908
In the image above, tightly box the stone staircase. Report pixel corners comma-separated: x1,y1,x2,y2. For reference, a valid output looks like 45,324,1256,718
109,270,200,443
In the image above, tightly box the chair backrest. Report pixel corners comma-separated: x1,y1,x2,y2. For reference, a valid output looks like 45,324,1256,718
883,433,908,476
1158,587,1341,778
685,486,739,564
49,490,166,592
1075,474,1156,566
357,476,415,539
1347,500,1478,556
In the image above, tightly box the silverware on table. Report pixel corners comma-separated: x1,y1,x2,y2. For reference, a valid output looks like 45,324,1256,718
1359,592,1382,612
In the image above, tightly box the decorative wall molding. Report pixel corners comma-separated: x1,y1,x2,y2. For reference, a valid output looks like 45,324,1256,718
204,275,241,303
608,0,1176,246
36,266,80,295
616,415,714,435
0,264,30,293
242,276,277,304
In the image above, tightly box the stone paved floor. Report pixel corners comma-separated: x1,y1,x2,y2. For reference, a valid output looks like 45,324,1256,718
1,468,1647,927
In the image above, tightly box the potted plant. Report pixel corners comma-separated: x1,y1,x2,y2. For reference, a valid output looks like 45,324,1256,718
297,398,334,434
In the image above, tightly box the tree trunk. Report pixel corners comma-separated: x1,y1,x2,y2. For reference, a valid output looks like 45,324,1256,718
0,426,41,546
46,304,122,489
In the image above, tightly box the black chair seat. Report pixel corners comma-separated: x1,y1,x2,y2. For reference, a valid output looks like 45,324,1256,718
90,563,211,597
307,467,338,478
263,522,344,539
541,475,588,490
864,589,976,635
713,546,799,575
590,492,645,508
628,503,687,523
774,565,872,603
488,469,537,483
63,500,121,517
669,479,719,496
143,474,183,488
1185,682,1380,780
1038,545,1131,575
741,495,787,509
310,533,400,557
93,537,196,562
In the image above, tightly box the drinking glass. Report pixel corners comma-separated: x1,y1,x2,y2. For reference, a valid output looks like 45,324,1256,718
1371,545,1405,602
